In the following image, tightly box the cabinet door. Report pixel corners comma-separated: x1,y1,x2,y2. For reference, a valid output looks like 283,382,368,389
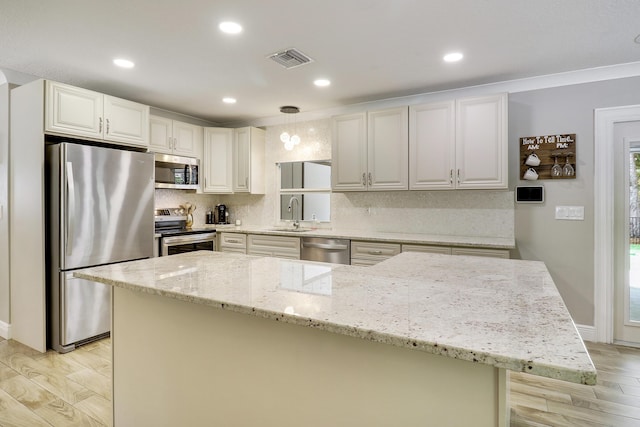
455,94,508,189
149,116,173,154
173,121,203,157
103,95,149,147
350,240,401,266
203,128,233,193
219,232,247,253
233,127,251,193
45,81,103,139
247,234,300,259
331,112,367,191
451,247,510,259
367,107,408,191
409,101,455,190
401,244,452,255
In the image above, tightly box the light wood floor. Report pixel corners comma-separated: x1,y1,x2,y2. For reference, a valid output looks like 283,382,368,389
0,336,111,426
1,338,640,426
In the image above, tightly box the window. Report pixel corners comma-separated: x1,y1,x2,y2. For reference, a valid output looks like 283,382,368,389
278,160,331,222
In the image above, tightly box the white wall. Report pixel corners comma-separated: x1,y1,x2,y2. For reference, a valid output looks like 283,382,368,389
509,76,640,326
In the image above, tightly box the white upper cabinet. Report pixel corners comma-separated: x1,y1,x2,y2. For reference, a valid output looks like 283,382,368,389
149,116,173,152
332,107,408,191
149,115,203,158
455,94,508,189
367,107,409,190
410,94,508,190
173,121,203,157
203,127,234,193
45,80,149,147
409,101,456,190
331,112,367,191
233,127,265,194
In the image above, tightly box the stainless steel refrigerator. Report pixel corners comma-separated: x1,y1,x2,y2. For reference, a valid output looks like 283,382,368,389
46,142,154,353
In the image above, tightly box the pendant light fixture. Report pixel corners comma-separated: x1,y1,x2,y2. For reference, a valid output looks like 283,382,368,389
279,106,300,151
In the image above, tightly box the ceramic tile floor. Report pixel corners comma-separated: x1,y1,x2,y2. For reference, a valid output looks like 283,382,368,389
2,336,640,426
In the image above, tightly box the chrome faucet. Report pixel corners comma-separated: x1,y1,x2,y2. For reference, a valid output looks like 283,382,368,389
288,196,300,228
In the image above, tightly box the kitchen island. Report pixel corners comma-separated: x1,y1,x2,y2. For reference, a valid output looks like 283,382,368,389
75,251,595,427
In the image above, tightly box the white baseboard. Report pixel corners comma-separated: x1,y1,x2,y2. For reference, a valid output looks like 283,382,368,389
0,320,11,340
576,324,596,342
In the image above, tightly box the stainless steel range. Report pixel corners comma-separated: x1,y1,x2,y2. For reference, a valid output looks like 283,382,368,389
155,208,216,256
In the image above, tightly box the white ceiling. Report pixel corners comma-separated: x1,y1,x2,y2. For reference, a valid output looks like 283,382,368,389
1,0,639,125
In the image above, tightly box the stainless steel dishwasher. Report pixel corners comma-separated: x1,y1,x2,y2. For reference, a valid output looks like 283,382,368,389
300,237,350,265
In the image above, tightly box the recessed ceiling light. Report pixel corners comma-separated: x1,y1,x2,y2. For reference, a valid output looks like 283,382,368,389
113,58,135,68
222,97,237,104
443,52,464,63
219,21,242,34
314,79,331,87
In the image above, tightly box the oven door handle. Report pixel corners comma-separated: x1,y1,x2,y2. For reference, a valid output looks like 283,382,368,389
162,232,217,246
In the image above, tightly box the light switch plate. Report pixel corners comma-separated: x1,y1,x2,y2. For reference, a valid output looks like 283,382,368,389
555,205,584,220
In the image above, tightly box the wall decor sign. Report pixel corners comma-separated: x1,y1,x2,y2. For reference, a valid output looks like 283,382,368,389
519,133,576,180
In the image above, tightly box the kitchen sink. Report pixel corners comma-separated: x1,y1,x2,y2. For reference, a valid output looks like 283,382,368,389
268,227,312,232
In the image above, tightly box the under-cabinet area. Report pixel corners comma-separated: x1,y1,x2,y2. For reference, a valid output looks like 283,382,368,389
217,230,511,264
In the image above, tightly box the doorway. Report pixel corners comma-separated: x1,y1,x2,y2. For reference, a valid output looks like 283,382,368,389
614,129,640,345
595,105,640,344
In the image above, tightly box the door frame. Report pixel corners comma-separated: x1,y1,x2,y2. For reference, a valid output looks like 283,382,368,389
594,105,640,343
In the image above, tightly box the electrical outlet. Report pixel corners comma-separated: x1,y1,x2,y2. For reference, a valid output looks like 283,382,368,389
555,205,584,220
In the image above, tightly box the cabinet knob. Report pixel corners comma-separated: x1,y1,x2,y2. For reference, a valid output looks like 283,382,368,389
99,117,103,133
106,118,110,134
368,172,372,186
362,173,366,186
457,169,461,185
449,169,453,184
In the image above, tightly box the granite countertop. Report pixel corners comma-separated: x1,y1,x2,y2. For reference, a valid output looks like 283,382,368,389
75,251,595,385
201,224,515,249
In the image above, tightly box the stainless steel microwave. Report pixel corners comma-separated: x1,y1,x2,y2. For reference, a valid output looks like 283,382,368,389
154,153,199,190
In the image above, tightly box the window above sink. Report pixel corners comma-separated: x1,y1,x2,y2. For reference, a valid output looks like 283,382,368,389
277,160,331,222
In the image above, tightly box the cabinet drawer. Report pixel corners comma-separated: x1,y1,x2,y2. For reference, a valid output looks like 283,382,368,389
350,241,401,266
219,232,247,253
247,234,300,259
401,244,452,255
451,247,510,259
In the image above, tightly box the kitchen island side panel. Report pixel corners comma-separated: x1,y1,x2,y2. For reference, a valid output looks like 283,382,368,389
112,286,508,427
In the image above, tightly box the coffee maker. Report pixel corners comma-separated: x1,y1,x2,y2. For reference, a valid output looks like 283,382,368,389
216,204,227,224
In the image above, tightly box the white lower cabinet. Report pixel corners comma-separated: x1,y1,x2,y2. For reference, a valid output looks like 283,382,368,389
247,234,300,259
401,244,452,255
402,244,509,259
218,232,247,254
350,241,401,266
450,247,510,259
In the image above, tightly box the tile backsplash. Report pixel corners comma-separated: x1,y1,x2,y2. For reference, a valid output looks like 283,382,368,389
154,117,514,239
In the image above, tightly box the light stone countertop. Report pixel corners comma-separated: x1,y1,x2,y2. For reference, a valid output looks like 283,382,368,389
75,251,595,385
202,224,516,249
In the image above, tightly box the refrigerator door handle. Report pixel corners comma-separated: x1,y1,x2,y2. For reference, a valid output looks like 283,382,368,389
66,161,75,257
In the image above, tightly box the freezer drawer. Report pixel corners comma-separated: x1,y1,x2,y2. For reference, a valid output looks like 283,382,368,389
51,272,111,352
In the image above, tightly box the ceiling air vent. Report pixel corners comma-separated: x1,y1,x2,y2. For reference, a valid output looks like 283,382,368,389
268,48,313,69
